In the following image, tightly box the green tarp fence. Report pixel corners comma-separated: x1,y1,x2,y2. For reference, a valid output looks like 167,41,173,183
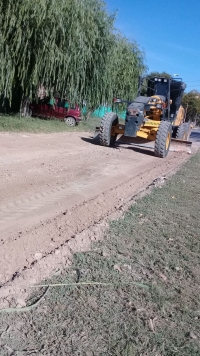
82,106,126,119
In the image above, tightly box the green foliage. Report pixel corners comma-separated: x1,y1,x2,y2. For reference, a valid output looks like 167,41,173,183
182,90,200,123
145,71,171,80
0,0,146,110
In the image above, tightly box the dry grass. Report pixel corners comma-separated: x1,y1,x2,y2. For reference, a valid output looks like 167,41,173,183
0,154,200,355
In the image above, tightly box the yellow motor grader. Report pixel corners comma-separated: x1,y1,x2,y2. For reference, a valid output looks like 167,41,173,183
95,77,192,157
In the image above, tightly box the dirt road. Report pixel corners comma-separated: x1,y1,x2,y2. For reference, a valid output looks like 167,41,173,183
0,131,198,307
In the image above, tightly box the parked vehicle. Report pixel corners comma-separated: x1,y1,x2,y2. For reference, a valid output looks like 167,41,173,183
29,98,82,126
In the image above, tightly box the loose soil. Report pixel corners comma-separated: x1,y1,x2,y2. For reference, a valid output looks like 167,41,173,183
0,131,199,310
0,146,199,355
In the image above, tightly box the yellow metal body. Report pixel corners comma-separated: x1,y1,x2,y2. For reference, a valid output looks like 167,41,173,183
173,105,185,126
111,95,186,141
111,121,159,140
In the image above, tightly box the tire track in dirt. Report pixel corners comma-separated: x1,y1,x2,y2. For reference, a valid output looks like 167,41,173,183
0,131,198,307
0,160,132,233
0,151,191,308
0,150,189,285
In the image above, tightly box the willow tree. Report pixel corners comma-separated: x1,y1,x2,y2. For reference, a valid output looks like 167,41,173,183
0,0,146,112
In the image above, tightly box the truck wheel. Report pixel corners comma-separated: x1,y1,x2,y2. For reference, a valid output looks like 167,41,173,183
176,123,190,140
154,121,172,158
64,117,76,127
99,112,119,147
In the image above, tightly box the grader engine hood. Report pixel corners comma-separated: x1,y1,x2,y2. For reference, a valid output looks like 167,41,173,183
124,110,144,137
124,96,148,137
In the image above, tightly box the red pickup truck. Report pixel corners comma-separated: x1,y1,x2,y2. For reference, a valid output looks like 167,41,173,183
30,99,82,126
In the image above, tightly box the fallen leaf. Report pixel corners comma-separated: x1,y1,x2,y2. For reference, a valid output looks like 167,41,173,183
149,318,157,333
123,264,132,271
34,252,43,260
4,345,14,353
114,264,122,272
159,273,167,281
102,251,110,257
190,331,198,340
175,267,181,271
16,298,26,308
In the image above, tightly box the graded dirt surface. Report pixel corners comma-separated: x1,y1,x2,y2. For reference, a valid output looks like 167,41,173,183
0,131,198,307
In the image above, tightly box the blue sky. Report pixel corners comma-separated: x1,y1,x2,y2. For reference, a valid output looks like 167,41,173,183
105,0,200,91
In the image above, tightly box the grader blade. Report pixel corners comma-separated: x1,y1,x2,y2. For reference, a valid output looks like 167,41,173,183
118,136,193,153
170,138,192,154
94,126,192,155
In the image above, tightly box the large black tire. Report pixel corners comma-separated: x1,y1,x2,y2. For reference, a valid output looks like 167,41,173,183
154,121,172,158
176,123,190,141
99,112,119,147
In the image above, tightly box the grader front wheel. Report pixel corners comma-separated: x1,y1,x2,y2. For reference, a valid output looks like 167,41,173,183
99,112,119,147
154,121,172,158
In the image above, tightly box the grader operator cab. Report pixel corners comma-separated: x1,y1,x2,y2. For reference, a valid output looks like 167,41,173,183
95,76,192,158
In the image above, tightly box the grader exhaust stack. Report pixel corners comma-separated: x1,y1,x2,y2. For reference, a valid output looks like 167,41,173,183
94,76,192,157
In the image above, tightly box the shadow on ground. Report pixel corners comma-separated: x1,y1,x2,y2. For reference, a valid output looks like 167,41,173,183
81,136,155,156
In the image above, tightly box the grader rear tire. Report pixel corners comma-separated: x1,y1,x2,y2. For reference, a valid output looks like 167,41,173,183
154,121,172,158
176,123,190,141
99,112,119,147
